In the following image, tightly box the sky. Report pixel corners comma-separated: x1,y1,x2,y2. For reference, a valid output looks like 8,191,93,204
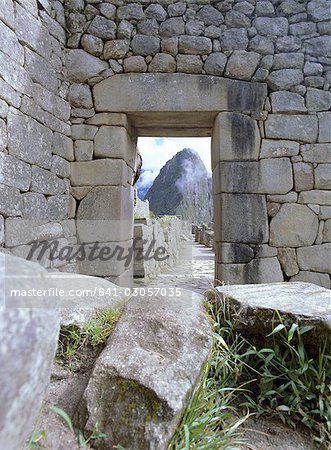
137,137,212,183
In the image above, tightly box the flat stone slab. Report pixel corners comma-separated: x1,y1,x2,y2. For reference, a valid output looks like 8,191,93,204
216,282,331,353
76,289,212,450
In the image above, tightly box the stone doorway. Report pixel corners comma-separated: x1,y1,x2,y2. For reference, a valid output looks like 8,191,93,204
71,73,290,286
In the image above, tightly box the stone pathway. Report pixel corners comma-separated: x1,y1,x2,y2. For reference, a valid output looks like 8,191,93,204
134,238,215,295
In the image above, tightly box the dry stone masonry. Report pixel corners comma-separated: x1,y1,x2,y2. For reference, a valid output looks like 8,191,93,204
0,0,330,288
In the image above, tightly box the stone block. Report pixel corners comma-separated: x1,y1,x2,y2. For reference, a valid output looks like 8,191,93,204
214,193,268,244
270,91,306,113
87,16,116,39
22,193,50,220
249,36,274,55
306,88,331,112
254,244,277,258
315,164,331,190
64,49,108,83
254,17,288,36
0,153,31,191
225,50,260,80
216,242,254,263
273,52,304,69
138,19,159,36
145,4,167,21
0,48,31,96
221,28,248,51
94,126,136,167
320,207,331,220
197,5,223,25
71,124,98,140
217,257,283,284
52,132,74,162
212,113,260,165
293,162,314,192
298,190,331,205
0,255,59,450
132,35,160,56
323,219,331,243
290,271,330,289
76,186,133,243
178,36,212,55
74,140,94,161
5,218,63,247
104,40,129,60
270,203,319,247
51,155,70,179
159,17,185,37
301,144,331,163
278,247,299,277
318,112,331,143
67,83,93,109
0,184,22,217
265,114,318,143
7,109,53,169
31,166,66,195
267,69,303,91
225,10,250,28
214,158,292,194
176,55,203,73
161,38,178,56
0,19,24,64
267,192,298,203
149,53,176,73
70,159,130,187
123,56,148,73
25,47,58,94
297,244,331,274
267,202,281,217
204,53,227,75
260,139,299,158
117,4,144,20
305,36,331,57
48,195,75,220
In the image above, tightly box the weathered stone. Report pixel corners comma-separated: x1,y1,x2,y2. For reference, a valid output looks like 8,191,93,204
289,22,317,38
0,184,22,217
178,36,212,55
117,4,144,20
298,190,331,205
31,166,66,195
94,126,135,166
315,164,331,190
254,17,288,36
270,203,319,247
304,62,323,77
275,36,301,53
290,271,330,289
216,282,331,348
7,110,53,169
74,140,94,161
225,10,250,28
0,255,59,450
52,132,74,162
88,16,116,40
71,159,129,187
323,219,331,243
221,28,248,51
204,53,227,75
67,12,86,33
99,3,116,20
138,18,159,36
273,52,304,70
214,193,268,243
212,113,260,164
265,114,318,143
197,5,223,26
51,155,70,179
204,25,222,38
305,76,324,89
117,20,134,40
24,47,58,93
149,53,176,72
305,36,331,57
48,195,75,220
269,192,299,203
0,19,24,65
306,88,331,112
307,0,331,22
77,291,211,449
145,4,167,21
124,56,147,73
225,50,260,80
185,19,204,36
293,162,314,191
71,124,98,140
214,158,293,194
260,139,299,158
270,91,306,113
81,34,103,56
161,37,178,56
159,17,185,37
104,40,129,59
176,55,203,73
132,35,160,56
64,49,108,83
0,153,31,191
297,244,331,274
217,257,283,284
22,193,49,220
0,118,6,150
67,84,93,109
249,35,274,55
168,1,186,17
278,247,299,277
267,69,303,90
267,202,281,217
255,0,275,16
301,144,331,163
216,242,254,263
318,112,331,143
254,244,277,258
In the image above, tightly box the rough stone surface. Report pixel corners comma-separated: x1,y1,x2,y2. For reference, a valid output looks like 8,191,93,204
216,282,331,350
0,153,31,191
271,91,306,113
315,164,331,190
217,257,283,285
293,162,314,192
71,159,129,187
0,184,22,217
278,247,299,277
267,69,303,91
225,50,260,80
217,242,254,263
265,115,318,143
132,35,160,56
260,139,299,158
297,244,331,274
0,254,59,450
64,49,108,83
270,204,319,247
178,36,212,55
149,53,176,73
291,271,330,290
204,53,227,75
77,291,212,450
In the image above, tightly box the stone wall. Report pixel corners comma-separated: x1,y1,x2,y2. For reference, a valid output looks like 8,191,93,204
0,0,330,288
0,0,75,270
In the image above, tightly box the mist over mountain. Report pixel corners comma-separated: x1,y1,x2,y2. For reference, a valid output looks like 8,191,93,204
144,148,213,224
137,169,156,200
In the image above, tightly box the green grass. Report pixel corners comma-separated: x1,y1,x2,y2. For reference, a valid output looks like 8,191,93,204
56,308,121,371
170,294,331,449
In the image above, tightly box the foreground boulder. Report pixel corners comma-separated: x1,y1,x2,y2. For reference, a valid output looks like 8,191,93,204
216,282,331,354
76,289,212,449
0,254,60,450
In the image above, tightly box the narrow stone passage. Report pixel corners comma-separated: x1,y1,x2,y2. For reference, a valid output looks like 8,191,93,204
134,238,214,295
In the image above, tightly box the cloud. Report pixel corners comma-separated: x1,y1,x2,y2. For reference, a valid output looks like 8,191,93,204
137,137,211,176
